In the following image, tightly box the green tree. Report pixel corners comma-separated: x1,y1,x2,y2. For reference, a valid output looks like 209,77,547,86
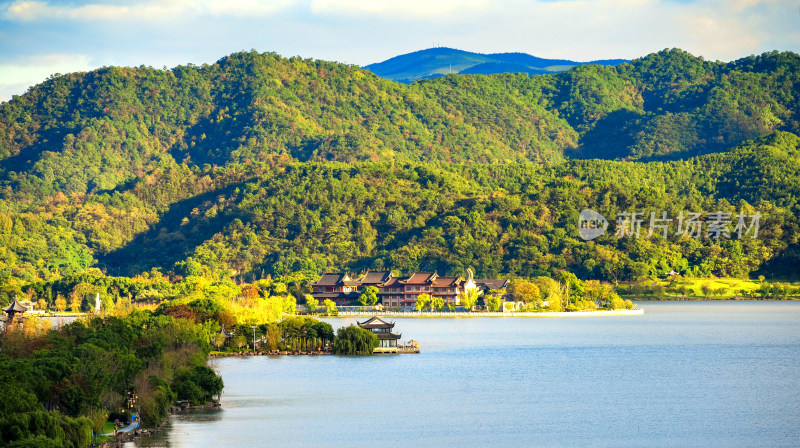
323,299,338,316
415,294,431,311
305,295,318,314
232,334,247,350
486,294,502,312
460,288,479,311
332,325,378,355
358,286,379,306
87,408,108,444
585,280,614,307
430,296,445,311
282,296,296,314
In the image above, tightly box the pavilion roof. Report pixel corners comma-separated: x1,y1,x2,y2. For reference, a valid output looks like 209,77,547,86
374,332,401,340
3,300,27,314
358,316,395,329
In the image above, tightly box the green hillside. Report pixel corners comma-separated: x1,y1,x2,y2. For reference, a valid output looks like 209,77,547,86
1,48,799,295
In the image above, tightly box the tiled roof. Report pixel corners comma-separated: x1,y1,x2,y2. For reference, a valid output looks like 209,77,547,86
358,316,395,329
382,277,404,287
432,276,460,287
3,300,27,313
475,279,509,290
401,272,437,284
311,292,360,299
360,270,393,284
374,332,401,340
312,273,348,286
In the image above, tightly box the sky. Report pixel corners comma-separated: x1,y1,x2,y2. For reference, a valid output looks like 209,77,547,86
1,0,799,102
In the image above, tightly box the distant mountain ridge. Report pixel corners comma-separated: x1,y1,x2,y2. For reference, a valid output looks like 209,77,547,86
364,47,628,82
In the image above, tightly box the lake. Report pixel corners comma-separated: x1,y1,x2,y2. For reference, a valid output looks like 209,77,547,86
130,301,800,447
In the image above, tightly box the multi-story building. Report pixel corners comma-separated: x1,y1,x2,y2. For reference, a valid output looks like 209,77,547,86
310,270,393,306
309,272,361,306
311,269,490,310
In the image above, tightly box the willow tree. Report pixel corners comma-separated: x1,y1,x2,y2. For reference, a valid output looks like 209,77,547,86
332,326,378,355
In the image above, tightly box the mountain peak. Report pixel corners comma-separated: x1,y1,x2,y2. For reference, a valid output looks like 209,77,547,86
364,47,628,83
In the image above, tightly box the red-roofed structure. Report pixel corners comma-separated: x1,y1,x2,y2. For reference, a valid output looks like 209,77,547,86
310,269,487,310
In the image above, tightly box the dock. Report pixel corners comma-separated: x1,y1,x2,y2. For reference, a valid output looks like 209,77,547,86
373,345,420,354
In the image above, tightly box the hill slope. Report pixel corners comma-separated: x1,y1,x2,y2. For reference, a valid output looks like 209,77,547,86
364,47,628,82
2,48,799,204
1,49,800,289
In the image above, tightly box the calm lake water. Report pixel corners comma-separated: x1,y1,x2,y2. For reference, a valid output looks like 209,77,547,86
131,302,800,448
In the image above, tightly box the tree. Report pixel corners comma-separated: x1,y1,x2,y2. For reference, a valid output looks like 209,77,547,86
604,293,625,310
70,296,82,313
55,295,67,312
510,280,540,304
460,288,478,311
332,325,378,355
556,271,585,302
415,294,431,311
232,335,247,350
305,295,318,314
584,280,614,308
323,299,338,316
533,276,563,310
430,296,445,311
701,283,712,299
282,296,296,314
212,333,226,348
266,324,282,349
88,408,108,444
358,286,379,306
485,294,502,312
37,298,47,311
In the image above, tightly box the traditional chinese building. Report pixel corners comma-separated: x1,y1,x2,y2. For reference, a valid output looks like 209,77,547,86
474,278,510,294
357,316,401,348
311,269,489,310
309,273,362,306
1,300,28,328
359,270,394,289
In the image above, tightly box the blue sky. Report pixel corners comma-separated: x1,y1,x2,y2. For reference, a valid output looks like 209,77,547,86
1,0,799,101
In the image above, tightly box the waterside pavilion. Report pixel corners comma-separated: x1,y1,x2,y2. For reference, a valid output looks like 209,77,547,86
357,316,401,348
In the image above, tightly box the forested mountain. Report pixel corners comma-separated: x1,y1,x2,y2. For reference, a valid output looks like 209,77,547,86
0,48,799,294
363,47,628,82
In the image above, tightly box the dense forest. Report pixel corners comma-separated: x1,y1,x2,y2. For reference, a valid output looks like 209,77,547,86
0,48,799,301
0,311,224,447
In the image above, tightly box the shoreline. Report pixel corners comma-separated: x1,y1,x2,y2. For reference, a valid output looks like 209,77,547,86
332,309,644,318
627,297,799,301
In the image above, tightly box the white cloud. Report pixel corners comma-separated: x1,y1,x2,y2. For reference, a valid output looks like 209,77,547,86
3,0,298,22
0,0,798,102
0,54,94,102
310,0,491,19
